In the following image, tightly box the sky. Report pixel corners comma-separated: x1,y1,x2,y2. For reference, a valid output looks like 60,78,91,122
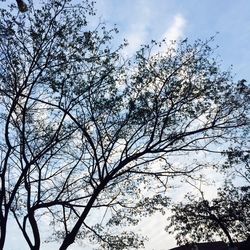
3,0,250,250
94,0,250,81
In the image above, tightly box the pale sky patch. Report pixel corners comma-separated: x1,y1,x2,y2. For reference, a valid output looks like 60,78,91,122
124,30,148,56
162,14,186,42
123,13,186,57
121,1,152,56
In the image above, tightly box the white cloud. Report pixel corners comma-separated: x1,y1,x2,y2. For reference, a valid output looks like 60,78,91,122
162,14,186,42
124,31,147,56
121,1,152,56
123,13,187,57
136,212,176,250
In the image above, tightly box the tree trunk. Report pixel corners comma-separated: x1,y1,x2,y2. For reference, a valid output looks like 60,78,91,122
212,214,234,247
59,183,105,250
0,218,7,250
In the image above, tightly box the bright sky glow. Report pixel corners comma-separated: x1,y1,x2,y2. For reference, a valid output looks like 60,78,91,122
3,0,250,249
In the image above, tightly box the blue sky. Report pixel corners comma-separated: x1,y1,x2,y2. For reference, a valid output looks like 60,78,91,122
3,1,250,250
95,0,250,81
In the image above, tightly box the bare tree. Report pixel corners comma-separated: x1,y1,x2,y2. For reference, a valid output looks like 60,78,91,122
0,0,249,249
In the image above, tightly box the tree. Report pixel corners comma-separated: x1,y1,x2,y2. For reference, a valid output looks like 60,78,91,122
166,151,250,246
0,0,249,249
166,185,250,246
223,147,250,183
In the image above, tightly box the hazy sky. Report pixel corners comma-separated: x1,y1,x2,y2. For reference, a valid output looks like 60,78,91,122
4,1,250,250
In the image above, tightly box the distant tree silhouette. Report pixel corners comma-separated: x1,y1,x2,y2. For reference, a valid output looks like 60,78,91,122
167,151,250,247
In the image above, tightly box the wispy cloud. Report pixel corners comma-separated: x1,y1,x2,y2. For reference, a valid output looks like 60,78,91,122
123,31,147,56
123,13,187,56
121,1,152,56
149,13,187,55
162,14,186,42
